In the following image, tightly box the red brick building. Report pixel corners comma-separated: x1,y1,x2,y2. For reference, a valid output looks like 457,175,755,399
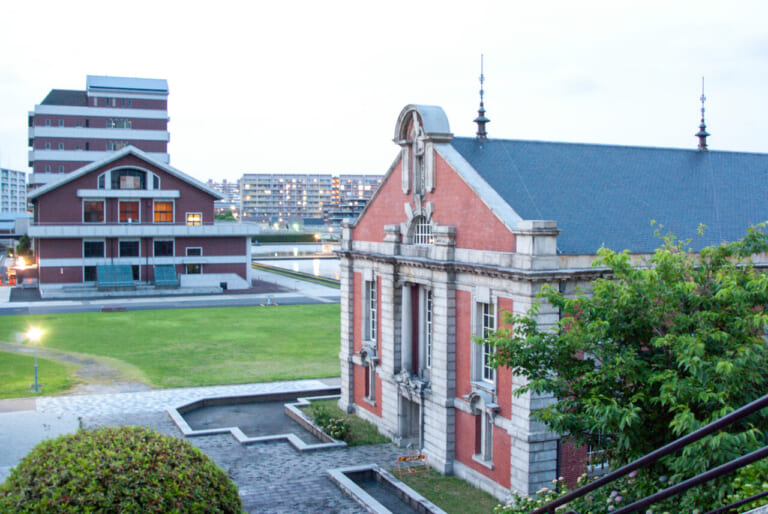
28,146,255,296
338,104,768,499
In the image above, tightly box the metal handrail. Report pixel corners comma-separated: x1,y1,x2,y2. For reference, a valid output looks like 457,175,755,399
532,392,768,514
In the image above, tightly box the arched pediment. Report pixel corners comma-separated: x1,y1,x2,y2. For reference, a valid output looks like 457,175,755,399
394,105,453,145
360,343,378,365
466,390,500,415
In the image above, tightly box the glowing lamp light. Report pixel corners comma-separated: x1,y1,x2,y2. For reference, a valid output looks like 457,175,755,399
26,327,43,393
27,327,42,342
15,256,25,269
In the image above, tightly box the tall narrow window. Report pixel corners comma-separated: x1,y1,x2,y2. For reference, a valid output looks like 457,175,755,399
365,279,377,342
119,201,139,223
425,289,433,369
481,303,496,383
154,201,173,223
83,200,105,223
186,247,202,275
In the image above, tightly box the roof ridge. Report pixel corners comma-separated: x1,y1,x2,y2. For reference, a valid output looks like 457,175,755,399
451,135,768,157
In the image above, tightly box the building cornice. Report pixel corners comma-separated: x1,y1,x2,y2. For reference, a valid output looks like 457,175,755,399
335,248,608,282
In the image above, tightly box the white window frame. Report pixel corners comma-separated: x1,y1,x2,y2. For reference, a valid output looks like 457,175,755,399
118,199,140,224
472,290,498,387
83,199,106,224
412,216,433,245
186,212,202,226
185,247,203,275
481,302,496,383
153,239,174,257
153,200,174,224
364,278,377,343
82,239,105,259
118,239,141,258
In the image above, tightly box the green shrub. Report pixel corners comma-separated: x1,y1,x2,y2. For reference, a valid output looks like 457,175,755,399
310,403,351,441
0,426,242,513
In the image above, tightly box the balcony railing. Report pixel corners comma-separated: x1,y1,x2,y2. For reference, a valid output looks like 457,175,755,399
533,393,768,514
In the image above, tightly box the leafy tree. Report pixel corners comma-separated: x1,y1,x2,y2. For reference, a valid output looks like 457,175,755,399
215,211,237,221
16,234,31,256
485,226,768,508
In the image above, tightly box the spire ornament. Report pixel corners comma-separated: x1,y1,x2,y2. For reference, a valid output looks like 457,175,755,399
474,55,490,140
695,77,710,151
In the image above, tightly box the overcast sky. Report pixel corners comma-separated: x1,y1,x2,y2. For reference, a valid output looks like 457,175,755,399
0,1,766,182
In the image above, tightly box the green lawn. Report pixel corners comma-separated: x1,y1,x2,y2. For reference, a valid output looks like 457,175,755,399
0,304,340,391
395,470,501,514
0,351,77,398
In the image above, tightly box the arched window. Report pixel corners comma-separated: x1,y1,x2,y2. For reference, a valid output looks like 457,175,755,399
111,168,146,190
412,216,433,245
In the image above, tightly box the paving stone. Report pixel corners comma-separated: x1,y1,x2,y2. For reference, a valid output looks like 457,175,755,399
79,391,405,513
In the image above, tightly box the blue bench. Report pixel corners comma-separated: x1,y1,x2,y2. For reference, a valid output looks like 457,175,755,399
153,265,179,288
97,265,135,290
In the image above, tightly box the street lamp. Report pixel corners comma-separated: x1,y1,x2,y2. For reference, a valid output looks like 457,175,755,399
26,327,42,393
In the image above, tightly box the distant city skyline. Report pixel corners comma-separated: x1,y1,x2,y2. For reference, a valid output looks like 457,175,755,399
1,1,766,182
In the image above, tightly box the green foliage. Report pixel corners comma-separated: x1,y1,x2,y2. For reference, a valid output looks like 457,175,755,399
16,235,31,257
310,402,351,441
214,211,237,221
252,234,317,243
484,225,768,510
305,399,389,446
0,426,242,513
495,472,706,514
728,459,768,512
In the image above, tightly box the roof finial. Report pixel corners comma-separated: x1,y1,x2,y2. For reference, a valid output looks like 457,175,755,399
695,76,710,151
474,54,490,140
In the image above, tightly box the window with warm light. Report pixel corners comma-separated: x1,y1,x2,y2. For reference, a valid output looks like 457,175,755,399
154,201,173,223
186,213,202,226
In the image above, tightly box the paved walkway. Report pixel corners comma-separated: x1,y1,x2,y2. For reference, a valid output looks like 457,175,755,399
0,377,406,513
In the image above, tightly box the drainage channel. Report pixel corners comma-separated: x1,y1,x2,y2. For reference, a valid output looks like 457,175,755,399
328,465,446,514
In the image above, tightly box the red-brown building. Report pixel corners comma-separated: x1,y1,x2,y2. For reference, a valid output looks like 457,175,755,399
338,104,768,500
28,146,255,297
27,75,170,191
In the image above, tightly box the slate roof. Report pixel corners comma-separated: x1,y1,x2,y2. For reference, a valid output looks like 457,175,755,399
450,137,768,255
41,90,88,106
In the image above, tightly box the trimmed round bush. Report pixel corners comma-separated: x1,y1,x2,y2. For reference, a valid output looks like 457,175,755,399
0,426,242,513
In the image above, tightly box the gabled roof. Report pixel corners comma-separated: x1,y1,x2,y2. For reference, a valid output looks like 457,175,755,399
450,137,768,254
28,146,223,200
41,90,88,106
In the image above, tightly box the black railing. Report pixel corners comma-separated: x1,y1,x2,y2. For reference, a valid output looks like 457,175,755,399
532,393,768,514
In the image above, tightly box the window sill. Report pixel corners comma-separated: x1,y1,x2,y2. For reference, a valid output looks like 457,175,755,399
471,381,496,396
472,454,494,470
363,396,376,407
